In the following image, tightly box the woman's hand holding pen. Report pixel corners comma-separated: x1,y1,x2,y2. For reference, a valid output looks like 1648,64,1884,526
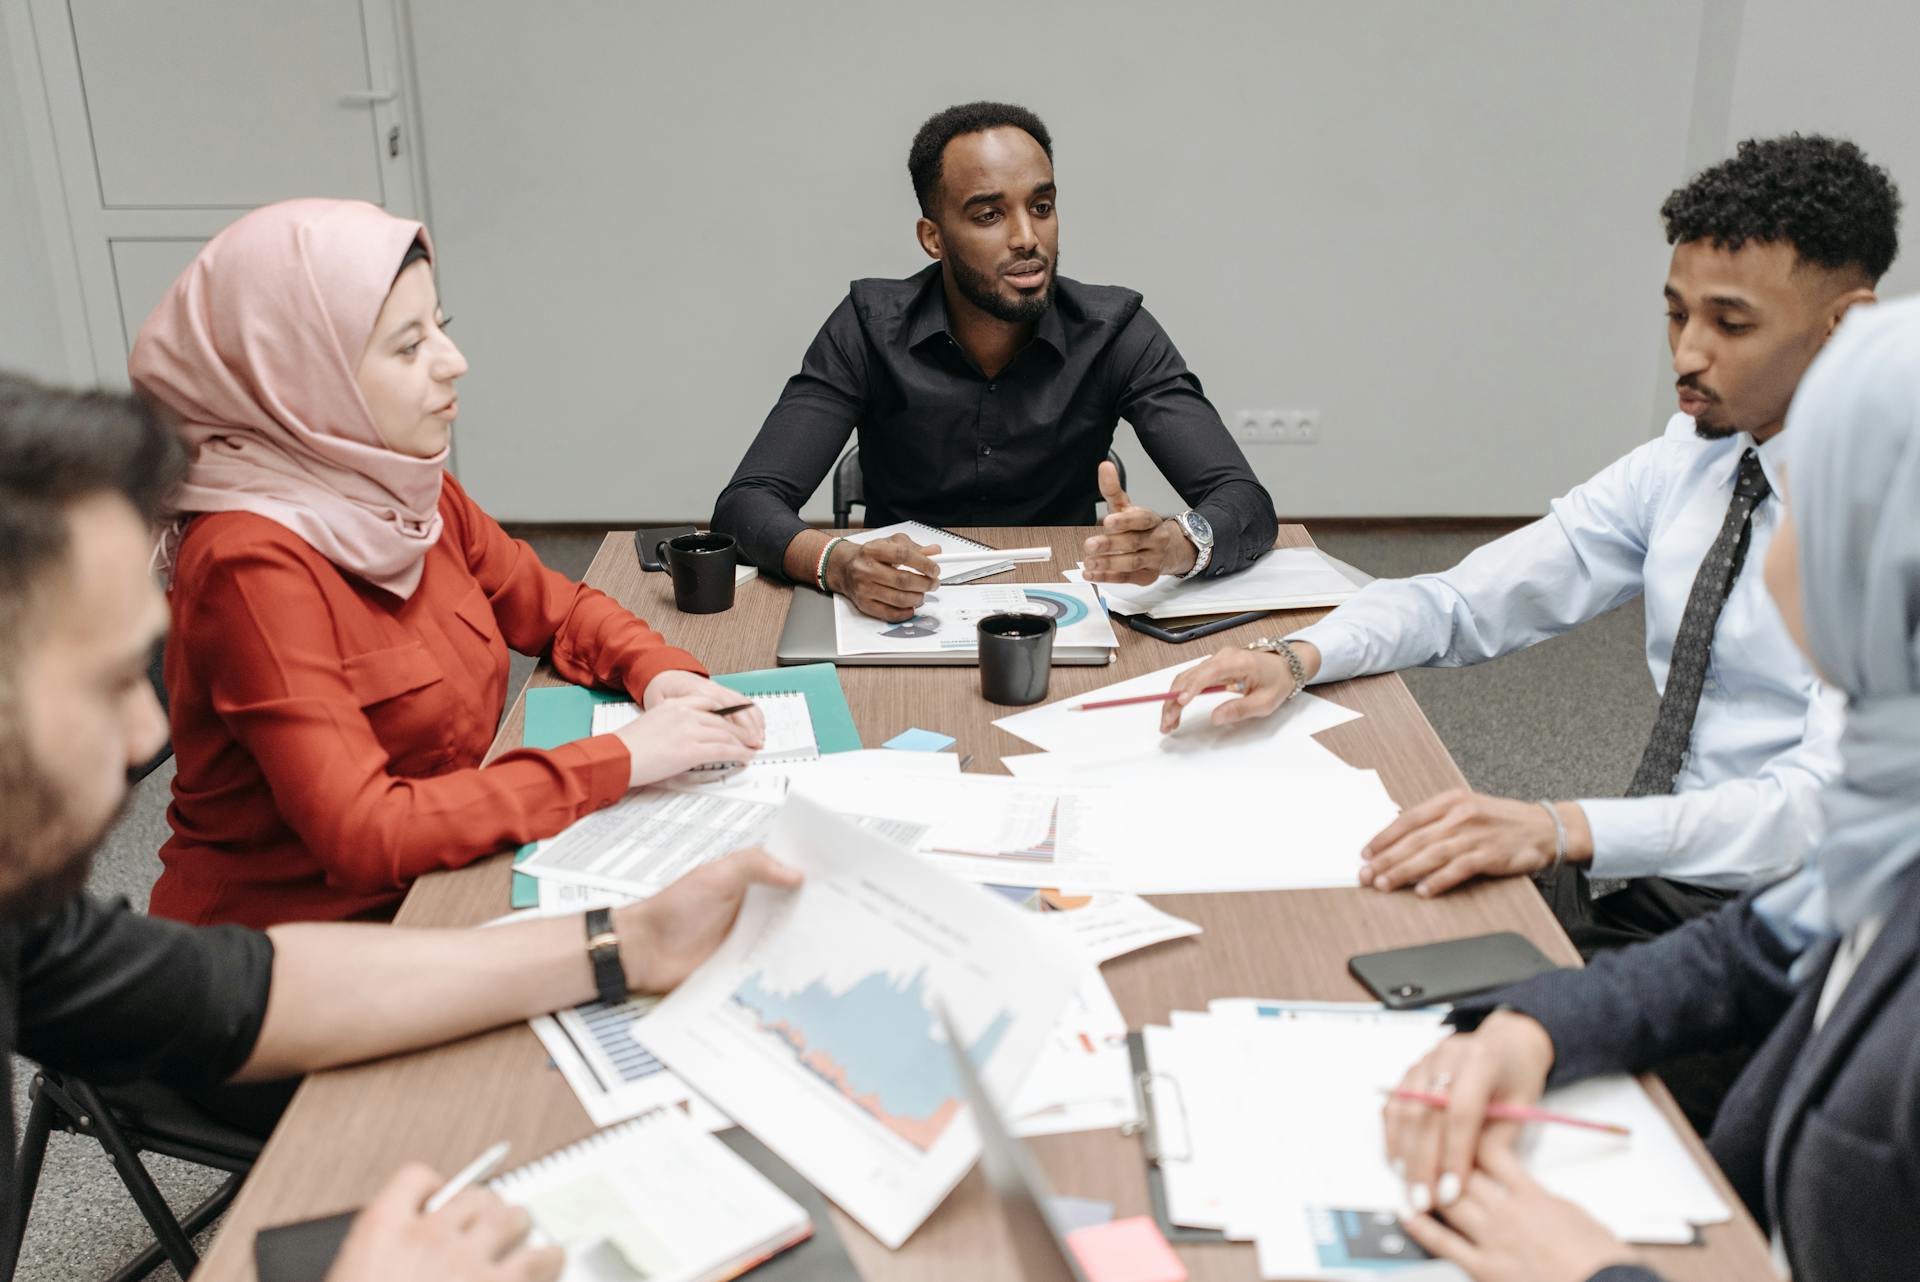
642,670,767,744
1381,1012,1554,1213
1400,1147,1640,1282
614,693,762,788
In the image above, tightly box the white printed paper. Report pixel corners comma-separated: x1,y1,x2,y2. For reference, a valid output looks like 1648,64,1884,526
635,797,1083,1248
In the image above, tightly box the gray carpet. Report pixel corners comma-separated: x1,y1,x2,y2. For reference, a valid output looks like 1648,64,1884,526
9,524,1657,1281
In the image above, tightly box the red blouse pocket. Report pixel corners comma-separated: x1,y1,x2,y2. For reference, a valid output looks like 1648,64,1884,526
342,643,456,776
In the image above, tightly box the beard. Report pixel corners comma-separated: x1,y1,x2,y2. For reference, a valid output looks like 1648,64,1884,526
1693,419,1741,441
950,250,1057,324
0,723,113,921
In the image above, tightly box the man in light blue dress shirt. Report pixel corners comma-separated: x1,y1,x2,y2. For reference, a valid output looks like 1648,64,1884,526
1164,135,1902,950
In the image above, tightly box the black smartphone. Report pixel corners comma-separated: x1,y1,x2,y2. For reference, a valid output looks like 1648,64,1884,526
1347,932,1560,1009
1119,609,1272,644
635,525,697,572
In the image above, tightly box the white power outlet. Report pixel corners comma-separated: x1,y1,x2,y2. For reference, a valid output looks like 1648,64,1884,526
1235,408,1321,444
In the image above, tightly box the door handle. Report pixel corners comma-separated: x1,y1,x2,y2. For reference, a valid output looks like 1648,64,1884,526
338,88,399,105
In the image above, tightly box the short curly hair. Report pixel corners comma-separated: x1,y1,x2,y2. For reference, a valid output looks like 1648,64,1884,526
1661,134,1901,282
908,101,1053,217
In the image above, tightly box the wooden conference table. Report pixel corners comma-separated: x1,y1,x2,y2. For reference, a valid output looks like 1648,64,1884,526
195,525,1773,1282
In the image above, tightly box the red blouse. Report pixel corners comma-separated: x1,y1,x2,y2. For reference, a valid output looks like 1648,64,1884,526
152,474,703,928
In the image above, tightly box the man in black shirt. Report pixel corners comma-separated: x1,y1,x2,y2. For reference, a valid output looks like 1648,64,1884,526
0,374,800,1280
713,101,1279,621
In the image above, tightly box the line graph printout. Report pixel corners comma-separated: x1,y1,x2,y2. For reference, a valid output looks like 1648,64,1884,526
636,796,1084,1248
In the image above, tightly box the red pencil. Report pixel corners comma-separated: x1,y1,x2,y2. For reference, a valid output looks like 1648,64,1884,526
1070,684,1228,712
1381,1087,1631,1137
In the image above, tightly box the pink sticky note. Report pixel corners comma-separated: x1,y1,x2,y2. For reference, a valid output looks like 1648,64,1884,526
1064,1216,1187,1282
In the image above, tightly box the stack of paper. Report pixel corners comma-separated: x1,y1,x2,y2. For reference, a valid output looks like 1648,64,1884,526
1143,1002,1730,1280
987,657,1399,893
1066,546,1363,619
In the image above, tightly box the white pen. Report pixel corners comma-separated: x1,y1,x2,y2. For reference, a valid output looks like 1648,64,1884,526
424,1140,512,1213
929,547,1051,565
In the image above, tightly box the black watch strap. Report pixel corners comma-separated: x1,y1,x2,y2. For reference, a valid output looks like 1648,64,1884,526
584,907,626,1006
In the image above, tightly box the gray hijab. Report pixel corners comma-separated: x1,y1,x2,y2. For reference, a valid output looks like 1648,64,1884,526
1756,295,1920,959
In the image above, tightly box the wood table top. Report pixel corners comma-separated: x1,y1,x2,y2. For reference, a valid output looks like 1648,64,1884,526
193,525,1772,1282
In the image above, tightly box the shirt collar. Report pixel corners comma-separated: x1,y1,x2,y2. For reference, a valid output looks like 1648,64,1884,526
1750,428,1790,494
904,267,1071,361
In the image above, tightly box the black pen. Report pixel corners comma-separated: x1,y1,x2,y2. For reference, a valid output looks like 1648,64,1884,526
712,702,756,717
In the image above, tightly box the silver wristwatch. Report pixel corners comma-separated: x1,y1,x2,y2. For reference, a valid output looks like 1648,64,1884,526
1245,636,1307,702
1173,509,1214,579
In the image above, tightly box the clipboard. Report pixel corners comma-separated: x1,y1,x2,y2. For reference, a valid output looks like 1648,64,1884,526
1123,1031,1227,1243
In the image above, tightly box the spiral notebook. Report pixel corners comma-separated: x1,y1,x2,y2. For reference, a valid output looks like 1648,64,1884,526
590,691,819,772
255,1109,814,1282
494,1109,812,1281
849,520,1014,583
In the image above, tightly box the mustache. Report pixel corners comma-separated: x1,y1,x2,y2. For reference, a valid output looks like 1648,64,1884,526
1677,375,1719,401
1002,253,1050,274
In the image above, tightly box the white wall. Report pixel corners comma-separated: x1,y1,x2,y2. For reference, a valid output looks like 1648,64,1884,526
6,1,1920,518
1722,0,1920,303
0,10,75,383
410,0,1706,522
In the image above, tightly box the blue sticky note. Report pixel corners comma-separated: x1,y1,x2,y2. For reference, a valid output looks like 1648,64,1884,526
884,727,956,752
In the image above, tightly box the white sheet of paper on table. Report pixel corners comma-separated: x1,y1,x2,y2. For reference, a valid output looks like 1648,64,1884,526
991,656,1361,757
1040,894,1202,965
1067,546,1362,619
1008,969,1137,1138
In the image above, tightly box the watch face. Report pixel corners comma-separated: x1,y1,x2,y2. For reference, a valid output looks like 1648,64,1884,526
1185,511,1214,543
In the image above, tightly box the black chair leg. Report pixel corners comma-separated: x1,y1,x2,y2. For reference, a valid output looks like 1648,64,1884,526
98,1172,241,1282
1,1079,57,1282
65,1081,200,1279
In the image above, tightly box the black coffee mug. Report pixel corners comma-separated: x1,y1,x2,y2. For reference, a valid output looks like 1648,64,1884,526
654,532,737,614
978,612,1055,705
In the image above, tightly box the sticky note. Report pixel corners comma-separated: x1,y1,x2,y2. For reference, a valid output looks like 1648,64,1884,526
883,727,956,752
1065,1216,1187,1282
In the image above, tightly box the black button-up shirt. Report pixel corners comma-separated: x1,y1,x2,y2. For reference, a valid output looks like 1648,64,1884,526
713,264,1277,576
0,894,272,1255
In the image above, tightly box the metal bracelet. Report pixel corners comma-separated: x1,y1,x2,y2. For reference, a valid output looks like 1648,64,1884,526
1536,800,1568,878
1244,636,1307,702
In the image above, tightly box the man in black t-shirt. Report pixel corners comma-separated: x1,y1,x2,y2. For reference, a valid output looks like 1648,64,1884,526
0,374,800,1279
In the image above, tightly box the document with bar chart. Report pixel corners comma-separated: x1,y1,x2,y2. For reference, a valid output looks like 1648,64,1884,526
635,796,1085,1248
528,994,693,1128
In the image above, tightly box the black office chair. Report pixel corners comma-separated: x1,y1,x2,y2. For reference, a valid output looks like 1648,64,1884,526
830,445,1128,527
3,648,264,1282
7,1075,260,1282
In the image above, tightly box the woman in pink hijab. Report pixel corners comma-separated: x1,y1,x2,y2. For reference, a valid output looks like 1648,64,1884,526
131,199,765,929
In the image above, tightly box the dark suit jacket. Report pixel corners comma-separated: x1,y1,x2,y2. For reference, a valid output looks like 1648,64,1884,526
1455,863,1920,1282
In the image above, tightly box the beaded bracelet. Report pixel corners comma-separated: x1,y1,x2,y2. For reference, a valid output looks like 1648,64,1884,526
816,536,849,592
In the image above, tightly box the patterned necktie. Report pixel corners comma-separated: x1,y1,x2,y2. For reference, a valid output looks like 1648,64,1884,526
1627,448,1773,798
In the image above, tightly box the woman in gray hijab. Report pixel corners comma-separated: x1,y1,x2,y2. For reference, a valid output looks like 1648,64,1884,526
1375,294,1920,1282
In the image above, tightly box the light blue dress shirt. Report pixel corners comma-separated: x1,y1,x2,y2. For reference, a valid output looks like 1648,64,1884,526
1290,414,1842,890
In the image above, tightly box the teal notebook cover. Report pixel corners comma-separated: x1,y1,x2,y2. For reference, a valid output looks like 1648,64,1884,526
509,663,861,906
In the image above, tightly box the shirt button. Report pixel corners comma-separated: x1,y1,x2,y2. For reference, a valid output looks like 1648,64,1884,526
988,383,997,392
981,445,992,456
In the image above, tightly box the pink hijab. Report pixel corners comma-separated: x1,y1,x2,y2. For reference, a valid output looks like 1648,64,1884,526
130,199,447,598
